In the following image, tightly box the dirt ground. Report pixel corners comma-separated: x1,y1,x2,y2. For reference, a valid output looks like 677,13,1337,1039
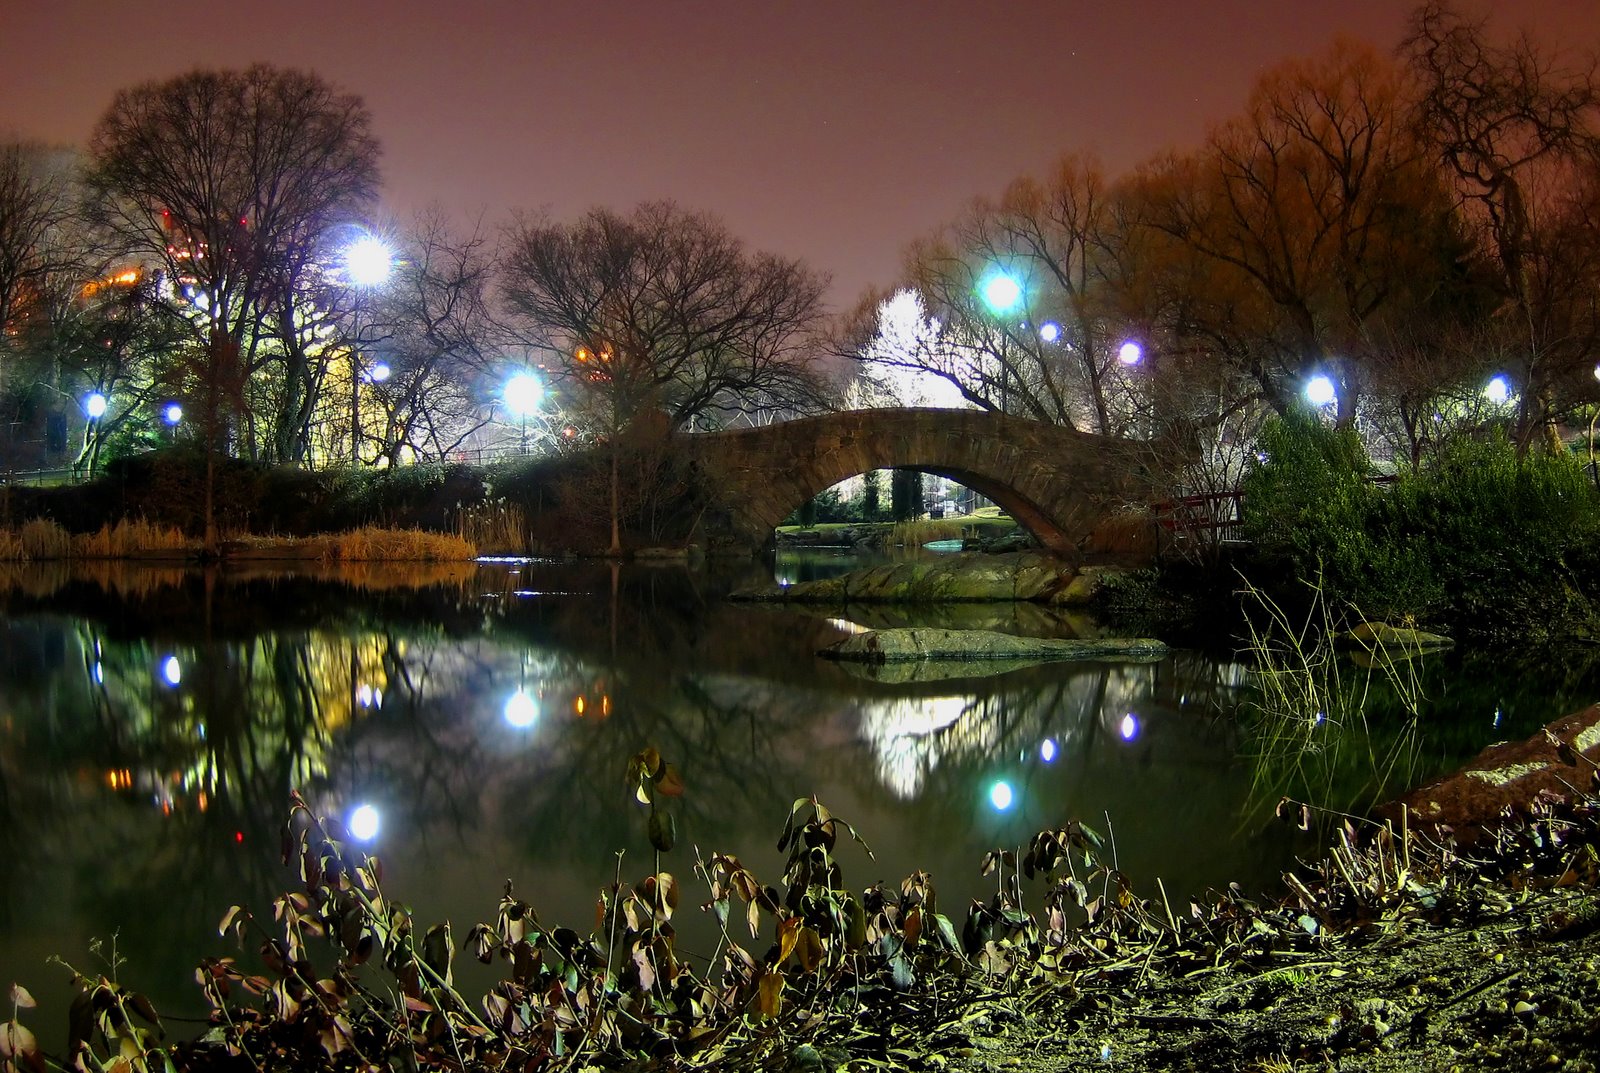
916,897,1600,1072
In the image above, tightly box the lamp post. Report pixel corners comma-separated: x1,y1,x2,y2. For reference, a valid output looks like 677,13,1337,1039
504,371,543,453
340,233,394,463
979,269,1024,414
163,402,182,444
81,391,108,476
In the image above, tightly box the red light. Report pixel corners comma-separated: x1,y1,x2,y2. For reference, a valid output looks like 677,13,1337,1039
234,831,244,843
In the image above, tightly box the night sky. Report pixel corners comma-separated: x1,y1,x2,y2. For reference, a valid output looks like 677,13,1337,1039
4,1,1598,307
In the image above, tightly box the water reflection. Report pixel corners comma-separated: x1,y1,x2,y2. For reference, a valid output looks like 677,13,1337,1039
2,560,1596,1037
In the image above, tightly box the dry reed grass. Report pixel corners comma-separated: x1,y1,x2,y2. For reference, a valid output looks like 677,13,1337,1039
319,526,478,562
887,516,971,546
72,519,193,558
0,519,73,560
457,499,526,555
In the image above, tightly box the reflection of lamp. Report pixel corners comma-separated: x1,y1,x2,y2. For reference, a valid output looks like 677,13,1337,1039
1039,738,1058,763
161,655,182,686
505,687,538,728
349,803,381,840
988,780,1015,811
1119,713,1140,741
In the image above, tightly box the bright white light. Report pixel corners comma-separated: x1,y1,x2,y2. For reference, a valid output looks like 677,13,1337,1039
1119,713,1139,741
355,683,375,708
504,372,543,416
1304,375,1336,407
1593,363,1600,383
84,393,108,419
162,656,182,686
367,362,391,383
1117,341,1143,366
163,403,183,426
1484,375,1511,404
981,273,1022,313
988,780,1015,811
1038,322,1060,343
504,688,538,728
1039,738,1058,763
348,804,381,841
343,236,394,286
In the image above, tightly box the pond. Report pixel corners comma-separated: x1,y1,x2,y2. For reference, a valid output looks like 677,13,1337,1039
0,556,1593,1037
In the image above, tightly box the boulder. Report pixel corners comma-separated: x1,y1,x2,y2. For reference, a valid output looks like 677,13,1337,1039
819,627,1168,664
1339,622,1454,654
1049,564,1128,607
1375,703,1600,842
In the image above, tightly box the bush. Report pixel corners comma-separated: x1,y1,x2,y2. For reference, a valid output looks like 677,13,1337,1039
1241,415,1600,639
1241,412,1384,603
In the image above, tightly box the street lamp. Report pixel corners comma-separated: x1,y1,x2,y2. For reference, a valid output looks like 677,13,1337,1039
1304,374,1336,407
84,392,107,420
342,235,394,287
504,371,543,453
1484,375,1511,404
980,272,1023,313
979,270,1025,412
1117,341,1143,366
339,234,394,462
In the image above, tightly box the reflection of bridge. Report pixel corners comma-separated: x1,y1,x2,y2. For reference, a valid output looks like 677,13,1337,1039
682,408,1165,555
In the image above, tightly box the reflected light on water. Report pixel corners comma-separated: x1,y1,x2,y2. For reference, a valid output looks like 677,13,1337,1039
161,656,181,686
1119,713,1139,741
989,780,1015,811
504,689,539,728
1039,738,1058,763
349,804,381,841
859,695,971,798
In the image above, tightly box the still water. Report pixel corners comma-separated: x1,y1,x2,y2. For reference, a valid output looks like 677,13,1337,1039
0,556,1592,1032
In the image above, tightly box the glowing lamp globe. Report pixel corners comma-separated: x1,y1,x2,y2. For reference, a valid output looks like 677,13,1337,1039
504,372,543,416
343,236,394,286
84,392,108,419
981,273,1022,313
1304,375,1336,407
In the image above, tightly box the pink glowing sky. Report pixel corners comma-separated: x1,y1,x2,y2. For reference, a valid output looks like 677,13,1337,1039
4,1,1597,306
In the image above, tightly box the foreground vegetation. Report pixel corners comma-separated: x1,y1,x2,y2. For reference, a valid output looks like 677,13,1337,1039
7,751,1599,1073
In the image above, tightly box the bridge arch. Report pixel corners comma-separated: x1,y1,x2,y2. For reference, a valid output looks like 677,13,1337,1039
681,408,1158,556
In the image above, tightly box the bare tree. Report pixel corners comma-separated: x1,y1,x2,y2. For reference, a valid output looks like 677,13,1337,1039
1144,38,1454,427
86,65,382,465
1404,0,1600,449
362,208,501,464
500,201,831,553
0,143,78,340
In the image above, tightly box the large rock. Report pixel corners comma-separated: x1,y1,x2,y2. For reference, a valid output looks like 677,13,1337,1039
733,552,1076,603
1376,703,1600,841
820,627,1167,664
1339,622,1454,654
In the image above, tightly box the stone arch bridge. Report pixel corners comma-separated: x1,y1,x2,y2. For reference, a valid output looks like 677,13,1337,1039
680,408,1168,556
